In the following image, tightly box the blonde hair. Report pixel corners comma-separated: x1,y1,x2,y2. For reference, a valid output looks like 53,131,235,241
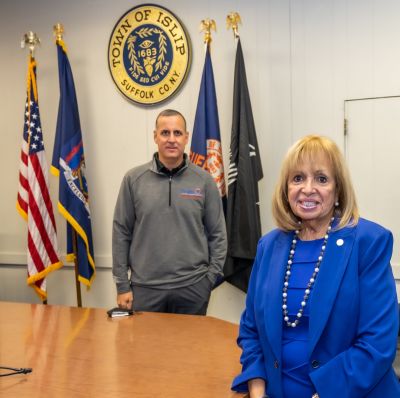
272,135,359,231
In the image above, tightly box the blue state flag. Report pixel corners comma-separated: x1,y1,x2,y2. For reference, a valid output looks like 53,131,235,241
190,44,226,208
51,39,95,287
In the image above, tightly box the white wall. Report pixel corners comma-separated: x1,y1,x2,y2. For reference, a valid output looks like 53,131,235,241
1,0,400,324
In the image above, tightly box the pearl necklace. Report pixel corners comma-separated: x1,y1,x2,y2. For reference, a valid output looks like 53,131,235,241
282,217,334,328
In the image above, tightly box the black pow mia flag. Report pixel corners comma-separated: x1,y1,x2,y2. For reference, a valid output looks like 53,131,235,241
223,38,263,293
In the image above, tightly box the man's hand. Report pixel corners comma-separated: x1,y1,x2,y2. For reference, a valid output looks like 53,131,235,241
117,291,133,310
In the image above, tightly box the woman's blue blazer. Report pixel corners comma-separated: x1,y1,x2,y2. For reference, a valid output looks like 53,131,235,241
232,218,400,397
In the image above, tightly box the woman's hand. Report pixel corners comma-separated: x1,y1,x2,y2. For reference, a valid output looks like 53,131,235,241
248,378,266,398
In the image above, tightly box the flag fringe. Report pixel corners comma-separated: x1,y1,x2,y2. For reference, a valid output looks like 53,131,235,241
58,202,96,284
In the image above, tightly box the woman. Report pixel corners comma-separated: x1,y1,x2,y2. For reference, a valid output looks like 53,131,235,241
232,135,400,397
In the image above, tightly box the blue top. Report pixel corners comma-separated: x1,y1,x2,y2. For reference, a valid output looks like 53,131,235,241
282,238,323,397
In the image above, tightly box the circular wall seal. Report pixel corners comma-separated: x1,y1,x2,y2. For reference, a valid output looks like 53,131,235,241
108,4,191,106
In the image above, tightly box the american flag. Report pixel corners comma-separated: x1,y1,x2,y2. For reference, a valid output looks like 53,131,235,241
17,56,62,301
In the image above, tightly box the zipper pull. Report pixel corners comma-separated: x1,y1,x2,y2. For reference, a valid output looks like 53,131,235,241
169,175,172,206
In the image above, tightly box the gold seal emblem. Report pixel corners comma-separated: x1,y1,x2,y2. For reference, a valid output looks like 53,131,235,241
108,4,191,106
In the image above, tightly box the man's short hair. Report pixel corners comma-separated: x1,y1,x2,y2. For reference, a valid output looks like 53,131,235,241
155,109,187,131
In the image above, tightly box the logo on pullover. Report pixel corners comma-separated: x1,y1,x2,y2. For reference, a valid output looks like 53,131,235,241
179,188,203,200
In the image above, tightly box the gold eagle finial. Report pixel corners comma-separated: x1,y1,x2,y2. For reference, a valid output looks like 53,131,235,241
226,12,241,39
200,19,216,45
53,23,64,42
21,31,40,56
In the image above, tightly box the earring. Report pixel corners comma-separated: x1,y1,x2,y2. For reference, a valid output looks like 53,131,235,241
335,201,339,207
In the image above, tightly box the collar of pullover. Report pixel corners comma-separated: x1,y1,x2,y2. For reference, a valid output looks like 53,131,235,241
154,153,187,176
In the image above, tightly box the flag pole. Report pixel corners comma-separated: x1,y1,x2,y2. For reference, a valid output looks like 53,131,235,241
72,230,82,307
20,31,63,303
21,31,49,305
53,23,82,308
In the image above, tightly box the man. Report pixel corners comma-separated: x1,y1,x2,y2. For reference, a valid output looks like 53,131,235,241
112,109,227,315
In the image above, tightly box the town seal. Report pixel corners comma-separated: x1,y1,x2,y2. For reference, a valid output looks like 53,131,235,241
108,4,191,105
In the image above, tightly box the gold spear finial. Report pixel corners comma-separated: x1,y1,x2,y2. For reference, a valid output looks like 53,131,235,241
21,31,40,57
53,23,64,42
226,12,241,39
200,19,216,45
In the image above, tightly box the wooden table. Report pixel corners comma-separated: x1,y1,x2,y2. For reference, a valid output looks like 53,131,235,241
0,301,245,397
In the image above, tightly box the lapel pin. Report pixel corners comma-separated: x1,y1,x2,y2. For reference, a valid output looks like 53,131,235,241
336,239,344,246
